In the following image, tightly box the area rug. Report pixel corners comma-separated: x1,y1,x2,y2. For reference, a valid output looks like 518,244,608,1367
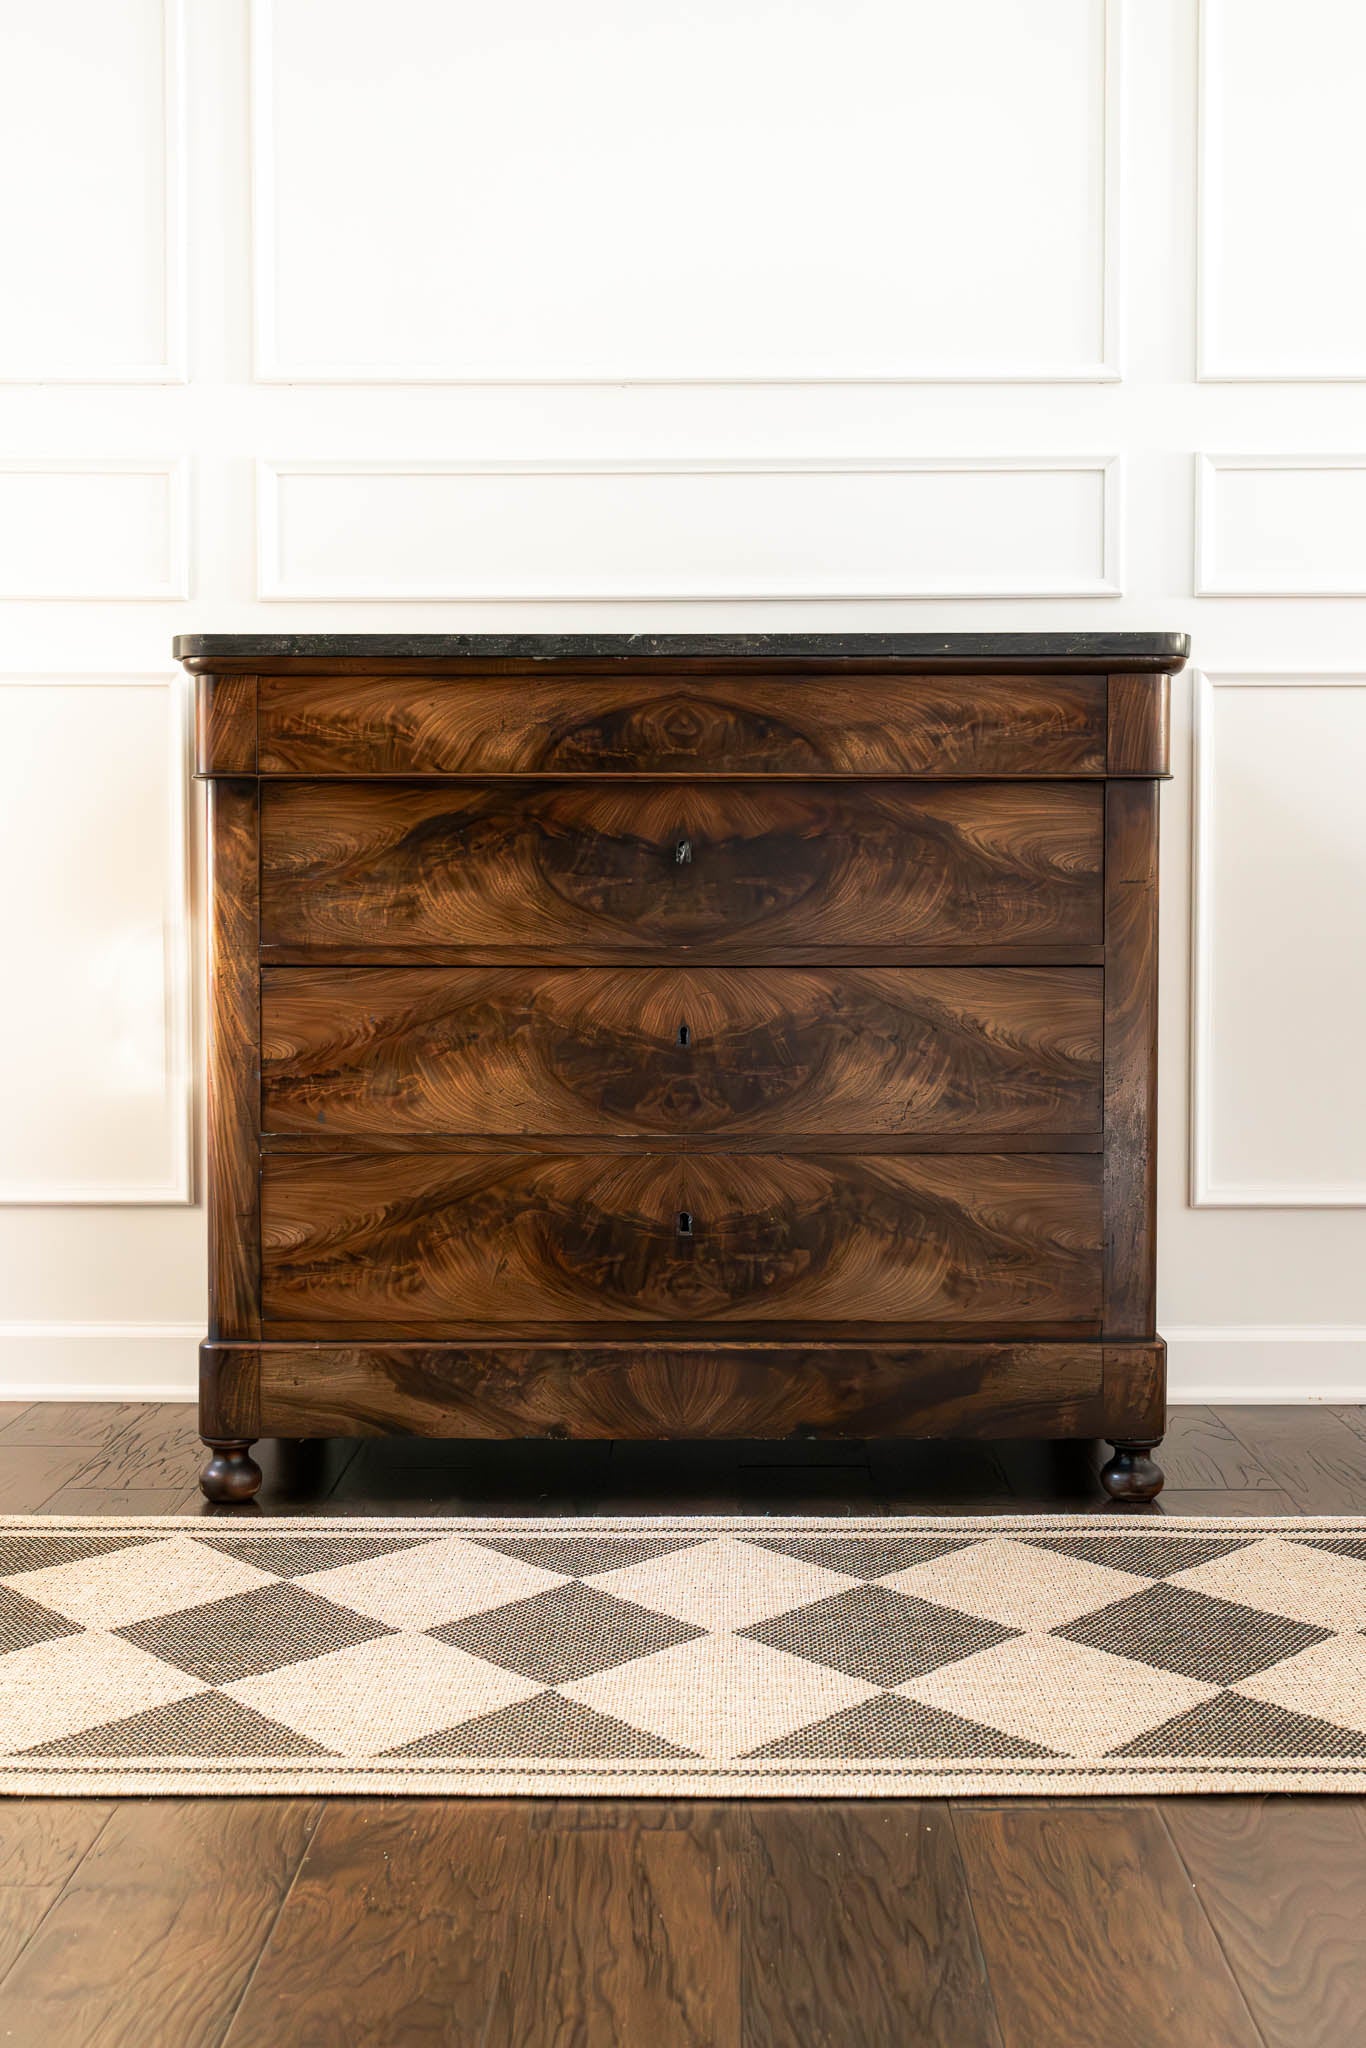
3,1514,1366,1796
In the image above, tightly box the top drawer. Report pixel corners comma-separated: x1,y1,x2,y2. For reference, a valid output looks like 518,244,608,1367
251,671,1105,778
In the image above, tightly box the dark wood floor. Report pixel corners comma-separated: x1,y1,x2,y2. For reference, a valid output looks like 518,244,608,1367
2,1402,1366,2047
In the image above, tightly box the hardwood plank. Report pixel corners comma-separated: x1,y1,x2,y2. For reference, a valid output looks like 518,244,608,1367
503,1805,738,2047
1331,1407,1366,1443
0,1446,97,1514
0,1403,144,1448
743,1802,1001,2048
0,1800,318,2048
952,1805,1264,2048
257,670,1106,777
66,1405,200,1492
1162,1799,1366,2048
0,1804,112,1979
1220,1406,1366,1512
37,1487,197,1517
222,1801,526,2047
1160,1407,1284,1492
0,1404,30,1433
260,780,1104,955
1159,1488,1299,1517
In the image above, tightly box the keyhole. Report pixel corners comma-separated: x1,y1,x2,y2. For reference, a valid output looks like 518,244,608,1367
676,1210,694,1237
675,838,692,865
677,1022,691,1048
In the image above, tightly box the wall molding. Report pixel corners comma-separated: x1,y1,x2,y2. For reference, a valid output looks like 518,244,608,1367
1197,0,1365,381
1194,454,1366,597
0,674,195,1206
258,454,1123,602
1190,669,1366,1208
1165,1327,1366,1404
0,1323,200,1402
0,460,191,601
0,0,187,385
251,0,1122,386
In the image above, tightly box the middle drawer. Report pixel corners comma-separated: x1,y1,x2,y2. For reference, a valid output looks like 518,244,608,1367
261,965,1103,1140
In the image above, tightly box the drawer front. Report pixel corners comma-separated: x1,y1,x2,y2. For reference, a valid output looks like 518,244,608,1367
260,780,1102,956
260,1151,1102,1330
255,671,1105,777
261,965,1103,1139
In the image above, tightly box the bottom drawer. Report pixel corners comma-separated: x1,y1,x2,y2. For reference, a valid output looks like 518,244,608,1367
260,1151,1102,1333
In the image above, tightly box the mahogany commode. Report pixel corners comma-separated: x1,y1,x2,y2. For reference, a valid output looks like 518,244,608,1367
177,632,1186,1503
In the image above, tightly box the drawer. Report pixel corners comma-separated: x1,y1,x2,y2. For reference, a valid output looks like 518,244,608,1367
260,1150,1102,1332
259,780,1103,957
261,965,1103,1139
255,671,1105,777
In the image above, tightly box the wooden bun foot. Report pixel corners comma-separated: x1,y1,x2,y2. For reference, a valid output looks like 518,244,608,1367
199,1439,263,1504
1100,1438,1165,1505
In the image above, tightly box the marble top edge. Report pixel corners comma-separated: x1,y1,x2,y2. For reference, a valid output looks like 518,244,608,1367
174,631,1189,664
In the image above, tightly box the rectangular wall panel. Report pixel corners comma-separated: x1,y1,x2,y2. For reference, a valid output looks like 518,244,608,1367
260,457,1121,601
1196,457,1366,596
0,462,189,601
254,0,1118,382
1199,0,1366,379
0,680,193,1203
0,0,185,382
1191,674,1366,1205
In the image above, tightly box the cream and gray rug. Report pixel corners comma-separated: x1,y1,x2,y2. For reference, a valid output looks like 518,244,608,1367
3,1514,1366,1796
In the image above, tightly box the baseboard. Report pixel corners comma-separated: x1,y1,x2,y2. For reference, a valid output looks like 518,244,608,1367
2,1322,1364,1408
1164,1327,1366,1404
0,1323,200,1402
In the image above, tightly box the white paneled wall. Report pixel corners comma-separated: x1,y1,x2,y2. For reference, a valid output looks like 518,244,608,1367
2,0,1364,1399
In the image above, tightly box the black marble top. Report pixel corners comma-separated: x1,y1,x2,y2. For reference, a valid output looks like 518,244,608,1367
175,631,1188,666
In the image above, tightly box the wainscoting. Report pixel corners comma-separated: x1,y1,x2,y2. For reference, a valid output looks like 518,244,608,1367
1,0,1364,1396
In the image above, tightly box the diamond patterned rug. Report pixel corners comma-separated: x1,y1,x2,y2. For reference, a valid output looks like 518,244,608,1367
4,1515,1366,1795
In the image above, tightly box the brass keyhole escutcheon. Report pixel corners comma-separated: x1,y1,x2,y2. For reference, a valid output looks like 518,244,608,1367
676,1211,694,1237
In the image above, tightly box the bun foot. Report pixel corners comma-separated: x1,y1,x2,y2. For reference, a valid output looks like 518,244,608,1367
200,1439,263,1504
1100,1438,1165,1505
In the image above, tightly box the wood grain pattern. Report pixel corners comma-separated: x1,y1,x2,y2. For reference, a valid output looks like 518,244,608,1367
1162,1800,1366,2048
205,780,261,1340
745,1804,1001,2048
219,1802,523,2048
0,1801,319,2048
1103,1342,1166,1442
952,1806,1264,2048
505,1806,737,2046
256,671,1105,778
1107,672,1171,777
194,673,257,776
259,780,1104,957
245,1340,1109,1439
1218,1405,1366,1512
260,1150,1102,1330
0,1805,112,1981
261,965,1103,1140
1102,780,1158,1340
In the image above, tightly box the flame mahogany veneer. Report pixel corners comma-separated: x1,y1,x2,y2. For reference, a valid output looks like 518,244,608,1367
182,633,1185,1504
